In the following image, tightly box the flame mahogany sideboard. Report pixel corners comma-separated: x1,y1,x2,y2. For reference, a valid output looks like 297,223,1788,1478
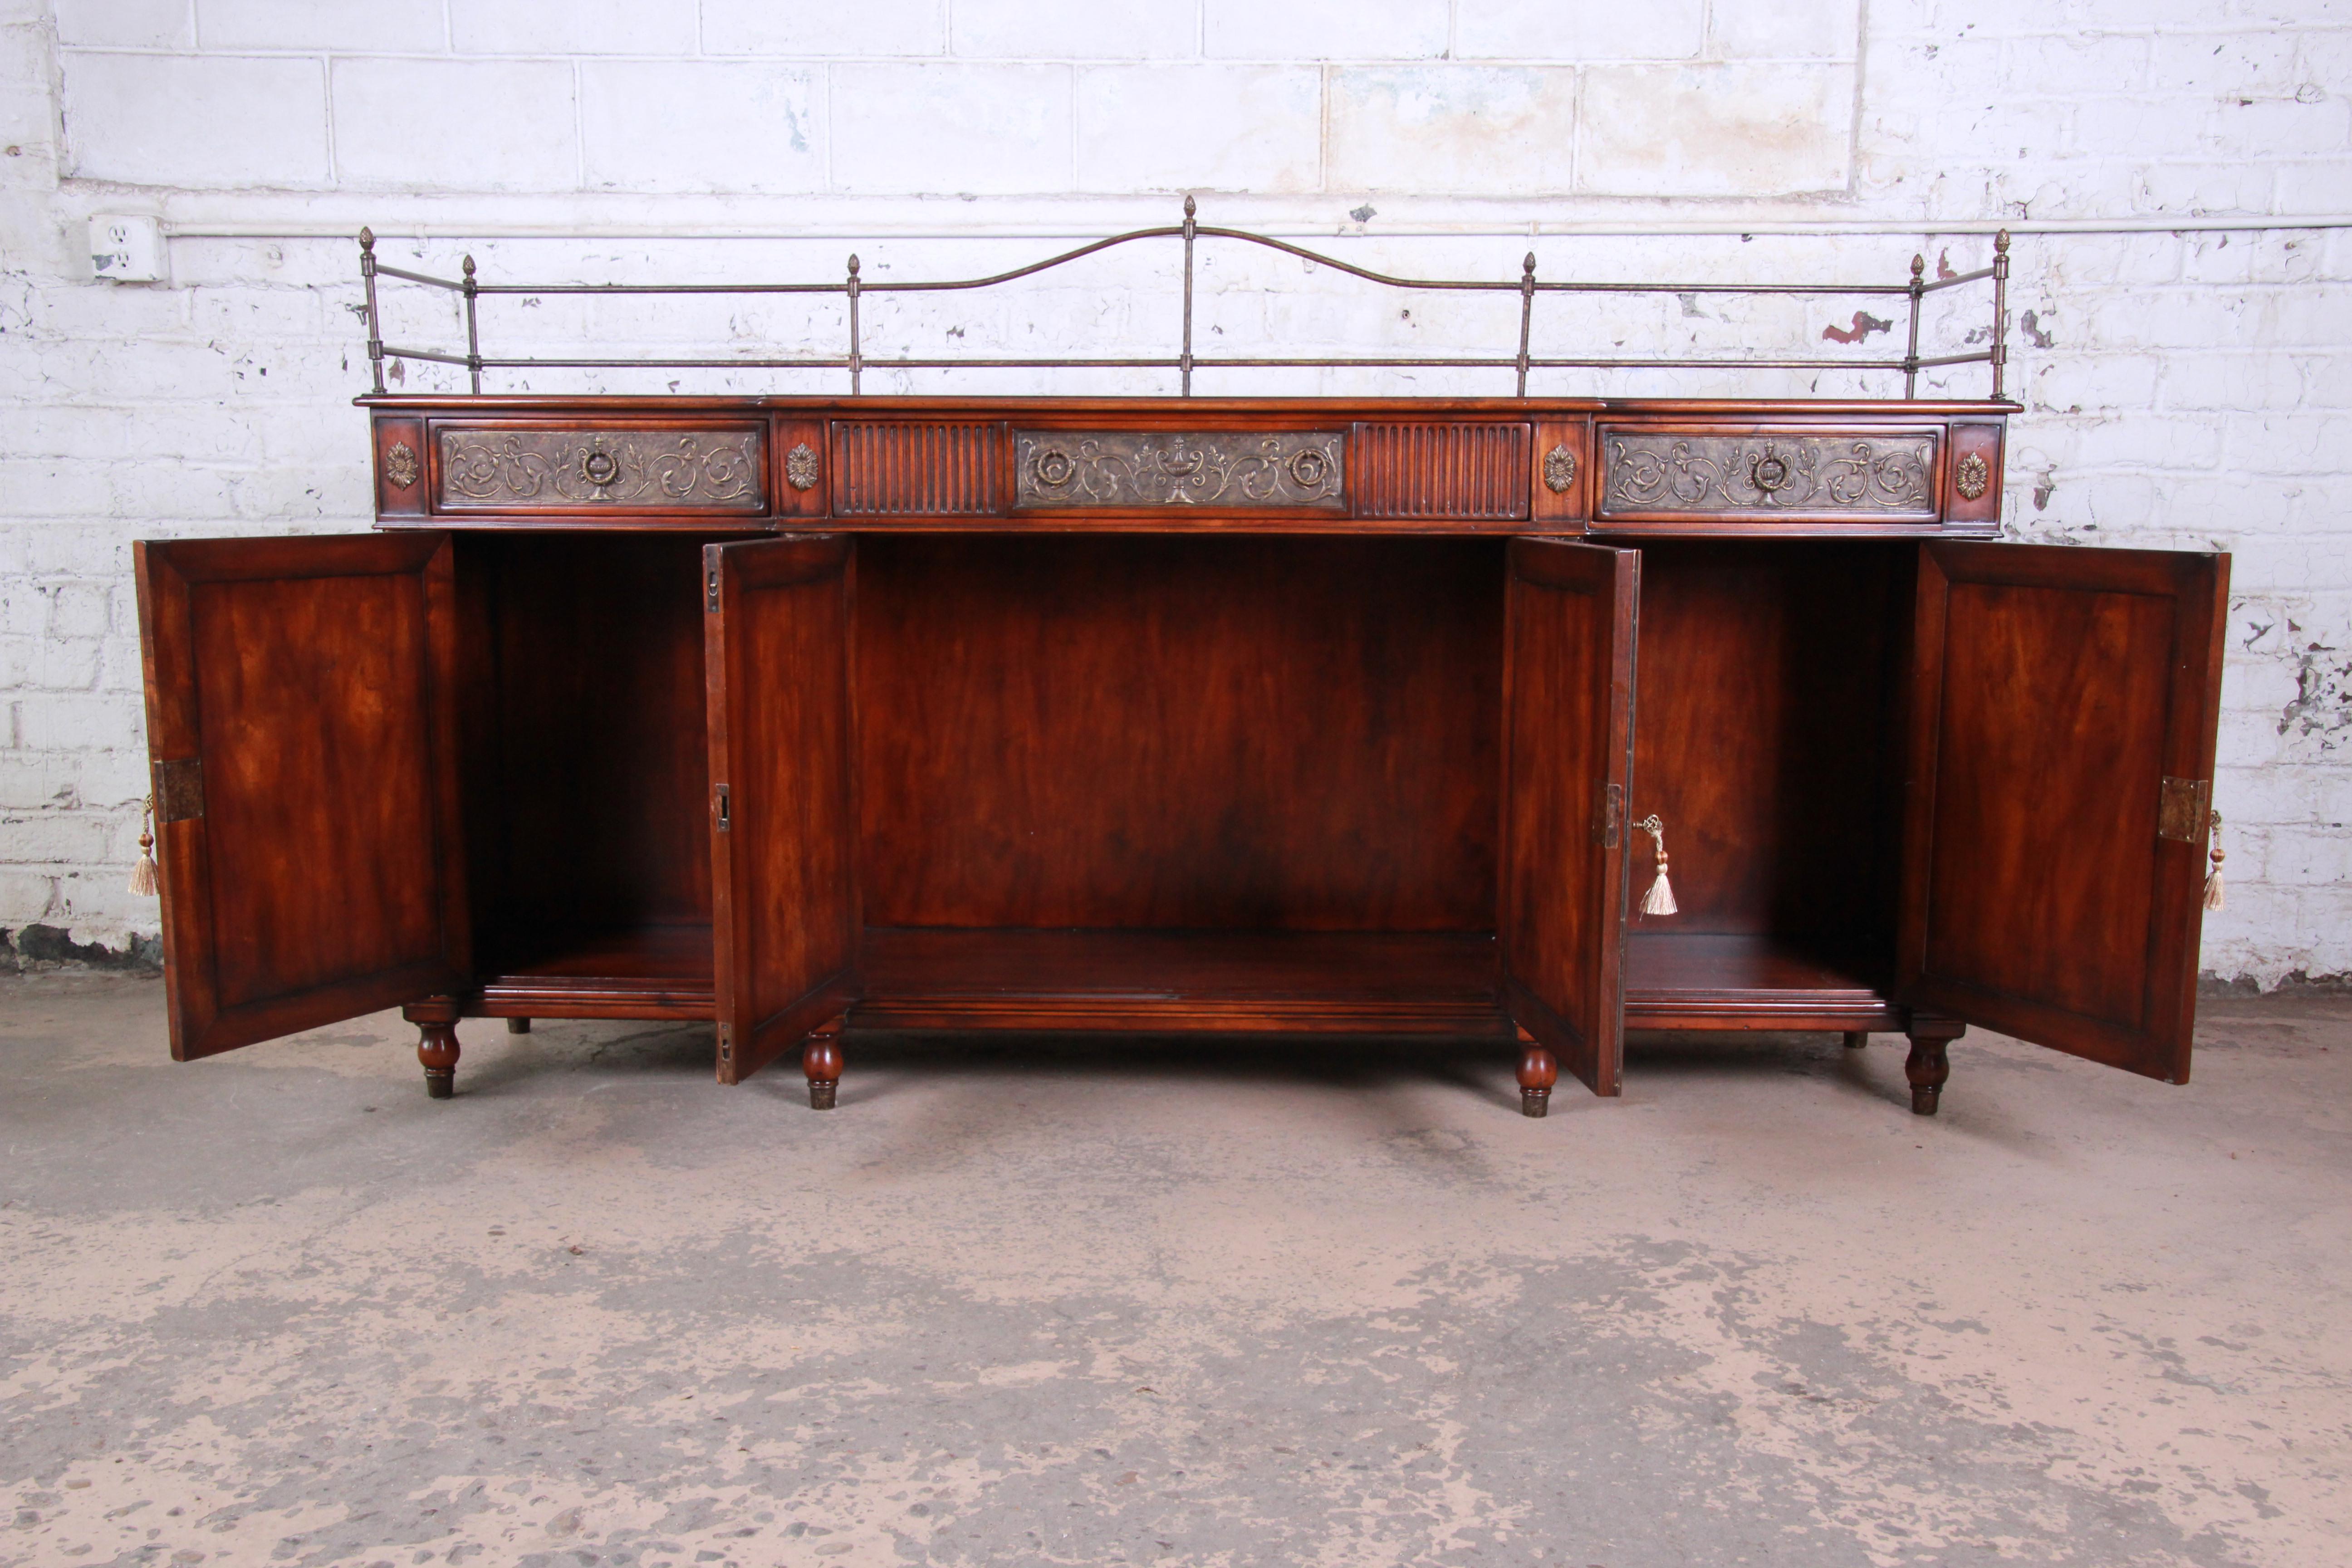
132,394,2228,1118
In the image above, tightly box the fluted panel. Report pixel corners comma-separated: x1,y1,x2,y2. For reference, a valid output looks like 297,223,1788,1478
832,422,1004,516
1352,422,1531,521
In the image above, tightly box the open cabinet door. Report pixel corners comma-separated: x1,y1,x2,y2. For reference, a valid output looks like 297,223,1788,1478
1899,541,2229,1083
1500,536,1641,1100
134,534,469,1059
704,534,862,1086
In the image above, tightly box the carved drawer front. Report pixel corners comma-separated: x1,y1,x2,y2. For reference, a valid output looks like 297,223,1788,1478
1013,428,1347,511
833,421,1006,516
433,423,768,512
1595,425,1942,523
1352,422,1530,520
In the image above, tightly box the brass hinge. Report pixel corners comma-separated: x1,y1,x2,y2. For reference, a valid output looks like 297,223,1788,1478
715,783,730,833
1590,781,1622,848
2156,776,2211,843
154,757,204,823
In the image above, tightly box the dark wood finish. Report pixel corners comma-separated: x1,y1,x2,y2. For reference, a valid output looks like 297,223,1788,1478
1628,542,1909,948
1943,422,2003,529
135,392,2240,1121
1499,537,1638,1095
854,928,1504,1034
773,416,831,520
803,1012,846,1110
135,533,469,1060
374,415,427,517
1904,1014,1965,1115
464,534,716,952
704,534,862,1085
469,924,714,1019
1351,421,1531,520
506,1017,530,1033
405,996,462,1098
1529,416,1591,528
1898,542,2228,1084
856,535,1501,931
1514,1026,1558,1118
1622,932,1902,1030
832,421,1005,515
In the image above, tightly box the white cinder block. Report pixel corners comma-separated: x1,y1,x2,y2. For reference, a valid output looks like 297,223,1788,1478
1580,63,1855,197
1075,66,1320,193
1454,0,1701,62
1327,67,1576,195
955,0,1196,61
702,0,946,57
456,0,700,55
830,64,1073,195
54,0,191,49
199,0,446,52
332,59,578,191
61,53,329,189
582,63,824,193
1203,0,1448,62
1709,0,1861,60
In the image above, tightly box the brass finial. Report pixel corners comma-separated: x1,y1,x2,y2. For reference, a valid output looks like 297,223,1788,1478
1911,253,1925,280
1523,252,1537,278
358,226,374,253
847,253,860,277
1183,194,1196,218
1994,229,2010,255
462,253,476,279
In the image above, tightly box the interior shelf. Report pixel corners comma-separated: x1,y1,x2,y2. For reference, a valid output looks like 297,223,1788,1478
472,924,716,1019
856,927,1506,1035
1623,931,1897,1029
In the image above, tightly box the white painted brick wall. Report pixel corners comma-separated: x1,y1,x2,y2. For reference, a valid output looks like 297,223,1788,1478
1,0,2347,987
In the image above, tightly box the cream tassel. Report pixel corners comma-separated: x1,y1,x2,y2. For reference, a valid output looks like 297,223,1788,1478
2203,808,2225,913
1635,813,1677,917
127,793,158,897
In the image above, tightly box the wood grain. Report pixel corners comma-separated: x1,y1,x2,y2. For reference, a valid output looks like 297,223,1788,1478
1499,536,1638,1095
1898,542,2228,1083
856,535,1503,931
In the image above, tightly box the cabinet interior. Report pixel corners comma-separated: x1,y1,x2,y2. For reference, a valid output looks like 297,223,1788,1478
1622,540,1911,1018
452,531,1915,1023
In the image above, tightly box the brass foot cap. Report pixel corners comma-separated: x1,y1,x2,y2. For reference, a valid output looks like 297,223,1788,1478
425,1073,455,1101
1519,1088,1550,1118
808,1082,838,1111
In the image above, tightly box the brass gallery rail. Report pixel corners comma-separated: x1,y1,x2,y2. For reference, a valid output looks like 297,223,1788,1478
358,197,2011,402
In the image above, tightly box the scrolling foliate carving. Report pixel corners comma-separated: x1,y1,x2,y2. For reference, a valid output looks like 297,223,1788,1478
436,428,764,509
1014,430,1346,510
1601,432,1939,516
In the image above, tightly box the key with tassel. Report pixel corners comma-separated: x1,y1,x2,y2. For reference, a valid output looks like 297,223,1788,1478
128,793,158,897
1633,813,1677,917
2204,808,2225,912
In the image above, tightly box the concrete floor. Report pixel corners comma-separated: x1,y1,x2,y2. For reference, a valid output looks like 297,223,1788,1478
2,976,2347,1568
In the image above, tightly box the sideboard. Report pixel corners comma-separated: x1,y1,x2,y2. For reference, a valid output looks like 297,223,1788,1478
134,390,2227,1117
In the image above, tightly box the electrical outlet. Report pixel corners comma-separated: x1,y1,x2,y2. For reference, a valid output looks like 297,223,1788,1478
90,215,166,283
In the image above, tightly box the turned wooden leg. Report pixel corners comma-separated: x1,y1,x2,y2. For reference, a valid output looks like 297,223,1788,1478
802,1013,848,1110
1514,1027,1558,1119
403,999,462,1100
1904,1016,1964,1116
1842,1031,1868,1050
506,1017,531,1034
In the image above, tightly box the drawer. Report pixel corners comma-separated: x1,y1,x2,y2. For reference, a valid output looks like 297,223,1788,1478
430,422,769,514
1594,424,1943,524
